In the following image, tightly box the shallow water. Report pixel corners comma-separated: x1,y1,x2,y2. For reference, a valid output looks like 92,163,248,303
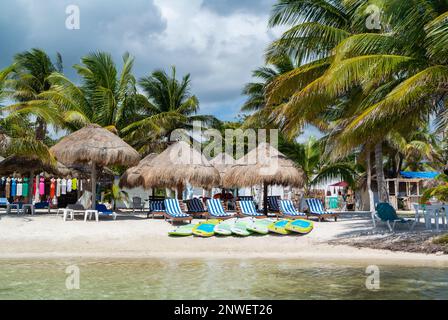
0,259,447,299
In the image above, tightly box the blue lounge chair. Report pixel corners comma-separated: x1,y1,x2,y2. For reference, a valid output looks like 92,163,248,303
373,202,412,232
186,198,207,217
147,200,165,218
95,204,117,220
279,200,307,219
163,199,192,224
305,198,338,221
236,200,266,219
0,197,9,207
206,199,233,220
267,196,281,213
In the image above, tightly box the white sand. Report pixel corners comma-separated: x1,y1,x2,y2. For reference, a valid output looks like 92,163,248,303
0,211,447,266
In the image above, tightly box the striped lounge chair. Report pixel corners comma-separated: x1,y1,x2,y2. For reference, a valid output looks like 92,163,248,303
163,199,192,224
279,200,307,219
236,200,266,219
186,198,207,218
147,200,166,218
305,198,338,221
206,199,233,220
267,196,281,214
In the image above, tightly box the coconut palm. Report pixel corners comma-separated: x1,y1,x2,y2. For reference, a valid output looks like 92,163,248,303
3,49,63,141
121,66,218,153
41,51,138,133
279,136,358,195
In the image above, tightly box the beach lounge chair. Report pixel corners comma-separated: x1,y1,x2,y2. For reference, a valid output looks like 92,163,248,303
305,198,338,221
186,198,207,218
147,200,165,218
267,196,281,214
236,200,266,219
206,199,233,220
163,199,193,224
373,202,412,232
0,197,8,207
132,197,144,213
278,200,307,219
95,204,117,220
237,196,254,201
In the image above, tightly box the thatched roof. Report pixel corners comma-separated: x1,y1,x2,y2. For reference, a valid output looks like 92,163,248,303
210,153,234,186
222,142,304,188
140,141,220,189
0,155,60,176
119,153,158,188
50,124,140,167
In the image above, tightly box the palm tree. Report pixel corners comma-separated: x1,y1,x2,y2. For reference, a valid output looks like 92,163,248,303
5,49,63,141
121,66,218,153
41,51,138,134
266,0,448,203
279,136,358,195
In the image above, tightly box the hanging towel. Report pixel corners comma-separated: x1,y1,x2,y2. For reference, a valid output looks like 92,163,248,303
5,178,11,198
61,178,67,195
39,177,45,196
16,178,22,197
50,178,56,199
67,178,72,193
22,177,29,197
72,178,78,191
10,178,17,197
56,178,61,197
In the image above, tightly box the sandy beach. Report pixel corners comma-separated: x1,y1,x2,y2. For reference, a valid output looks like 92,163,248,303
0,211,447,267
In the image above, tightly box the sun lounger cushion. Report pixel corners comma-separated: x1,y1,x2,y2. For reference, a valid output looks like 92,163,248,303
239,200,264,217
279,200,306,216
96,204,113,215
164,199,190,218
206,199,231,217
306,198,333,215
150,200,165,212
267,196,281,212
187,198,205,213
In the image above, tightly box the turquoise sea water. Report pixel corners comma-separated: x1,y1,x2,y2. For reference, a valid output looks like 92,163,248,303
0,259,447,299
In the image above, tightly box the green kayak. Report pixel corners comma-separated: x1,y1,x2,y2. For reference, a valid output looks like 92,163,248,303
246,218,276,235
214,218,238,236
231,218,253,237
168,223,196,236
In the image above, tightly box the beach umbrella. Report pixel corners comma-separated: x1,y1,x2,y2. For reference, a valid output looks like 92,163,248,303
223,143,304,215
0,155,61,176
50,124,140,209
139,141,220,199
119,153,158,189
330,181,349,187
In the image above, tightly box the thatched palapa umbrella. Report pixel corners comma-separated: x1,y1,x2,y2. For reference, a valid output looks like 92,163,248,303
50,124,140,209
223,142,304,214
210,153,234,199
139,141,220,199
119,153,158,189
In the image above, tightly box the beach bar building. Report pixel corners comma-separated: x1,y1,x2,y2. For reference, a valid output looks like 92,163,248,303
386,171,439,210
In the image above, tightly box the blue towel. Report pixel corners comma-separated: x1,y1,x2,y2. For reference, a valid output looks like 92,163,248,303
207,199,231,217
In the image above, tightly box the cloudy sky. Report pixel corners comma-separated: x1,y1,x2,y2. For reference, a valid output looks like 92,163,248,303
0,0,282,120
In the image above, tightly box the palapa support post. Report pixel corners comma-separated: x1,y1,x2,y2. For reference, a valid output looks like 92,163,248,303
177,183,183,201
263,182,268,215
91,162,97,210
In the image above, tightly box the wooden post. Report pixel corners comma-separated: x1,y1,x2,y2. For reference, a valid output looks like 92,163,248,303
263,182,268,215
91,162,97,209
177,183,183,200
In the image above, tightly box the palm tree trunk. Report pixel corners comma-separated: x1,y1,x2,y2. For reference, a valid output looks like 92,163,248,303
375,142,388,202
35,117,47,141
366,148,375,212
